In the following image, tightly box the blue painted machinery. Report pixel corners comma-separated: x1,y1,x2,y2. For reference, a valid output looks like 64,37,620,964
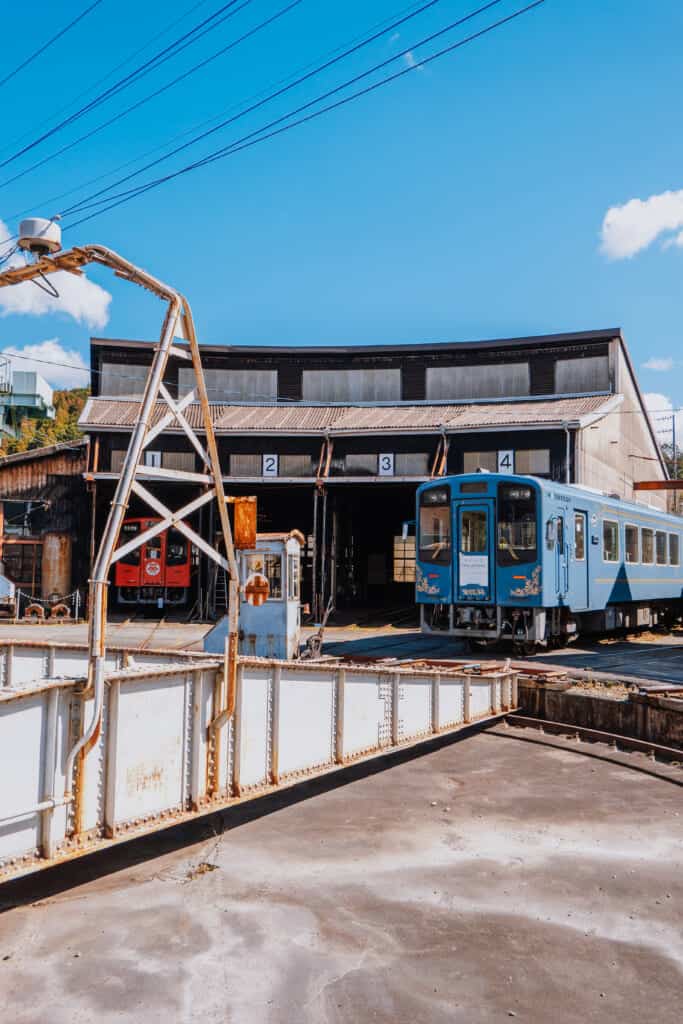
416,473,683,652
204,531,304,660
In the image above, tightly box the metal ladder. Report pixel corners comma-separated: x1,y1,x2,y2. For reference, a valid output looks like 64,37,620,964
214,568,229,612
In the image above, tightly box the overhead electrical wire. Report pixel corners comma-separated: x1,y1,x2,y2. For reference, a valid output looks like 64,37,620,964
0,0,253,172
5,0,442,222
0,1,106,92
63,0,543,228
53,0,461,218
0,0,304,192
0,0,213,159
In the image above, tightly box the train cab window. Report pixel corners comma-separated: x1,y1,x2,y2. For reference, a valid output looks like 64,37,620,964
497,485,537,566
669,534,680,567
146,542,161,561
119,521,141,565
625,525,639,563
602,520,619,562
418,487,451,565
656,531,668,565
166,529,187,566
641,528,654,565
573,514,585,560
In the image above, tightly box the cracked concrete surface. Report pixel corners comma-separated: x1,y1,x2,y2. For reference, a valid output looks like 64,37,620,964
1,727,682,1023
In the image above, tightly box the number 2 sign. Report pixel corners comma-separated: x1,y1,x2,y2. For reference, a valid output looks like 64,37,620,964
262,454,278,477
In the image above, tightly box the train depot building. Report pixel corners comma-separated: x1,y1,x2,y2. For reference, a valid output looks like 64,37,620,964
68,327,668,620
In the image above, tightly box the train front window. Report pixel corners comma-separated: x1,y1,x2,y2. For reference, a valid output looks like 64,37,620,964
119,521,141,565
497,485,537,566
166,529,187,566
461,510,487,552
418,487,451,565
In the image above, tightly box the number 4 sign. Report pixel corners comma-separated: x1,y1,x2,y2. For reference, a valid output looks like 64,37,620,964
497,450,514,474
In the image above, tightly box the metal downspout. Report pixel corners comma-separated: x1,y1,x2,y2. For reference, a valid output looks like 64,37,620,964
563,422,570,484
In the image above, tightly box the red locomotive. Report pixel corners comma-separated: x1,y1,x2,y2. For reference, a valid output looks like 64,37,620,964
114,518,192,606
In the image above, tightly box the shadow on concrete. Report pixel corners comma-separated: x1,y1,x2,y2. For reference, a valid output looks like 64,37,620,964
0,719,498,914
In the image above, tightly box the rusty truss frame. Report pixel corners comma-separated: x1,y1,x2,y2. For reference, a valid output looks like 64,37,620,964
0,243,240,819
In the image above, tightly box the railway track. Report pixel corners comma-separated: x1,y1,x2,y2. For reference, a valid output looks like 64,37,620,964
498,714,683,784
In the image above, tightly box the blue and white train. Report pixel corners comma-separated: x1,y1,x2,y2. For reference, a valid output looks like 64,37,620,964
416,473,683,653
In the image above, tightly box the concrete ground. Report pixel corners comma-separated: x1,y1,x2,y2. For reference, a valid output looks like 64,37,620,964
1,725,682,1023
1,619,681,684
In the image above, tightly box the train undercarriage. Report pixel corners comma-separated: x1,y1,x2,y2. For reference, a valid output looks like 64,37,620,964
422,600,681,655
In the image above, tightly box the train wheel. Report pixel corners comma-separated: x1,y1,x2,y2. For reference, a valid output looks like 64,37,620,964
512,641,536,658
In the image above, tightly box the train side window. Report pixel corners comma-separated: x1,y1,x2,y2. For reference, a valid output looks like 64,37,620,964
602,520,619,562
641,528,654,565
656,531,668,565
625,524,639,563
669,534,680,567
573,514,585,560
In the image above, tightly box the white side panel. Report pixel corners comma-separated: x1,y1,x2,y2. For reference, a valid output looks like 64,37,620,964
439,679,465,727
11,648,48,687
114,674,189,822
470,680,492,719
238,667,272,789
342,672,390,759
398,677,432,741
52,650,89,679
0,694,44,861
79,689,107,833
278,671,335,776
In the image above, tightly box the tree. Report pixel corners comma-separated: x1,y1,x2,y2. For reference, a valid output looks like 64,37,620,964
0,387,88,456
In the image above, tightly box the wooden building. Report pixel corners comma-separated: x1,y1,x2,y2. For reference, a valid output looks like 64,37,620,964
0,440,90,606
79,328,667,618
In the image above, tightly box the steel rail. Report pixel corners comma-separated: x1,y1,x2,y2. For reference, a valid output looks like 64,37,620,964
502,714,683,767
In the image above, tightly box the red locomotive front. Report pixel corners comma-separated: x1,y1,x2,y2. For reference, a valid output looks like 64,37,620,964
114,518,191,606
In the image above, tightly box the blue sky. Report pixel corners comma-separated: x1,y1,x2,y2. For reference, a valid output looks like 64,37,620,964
0,0,682,436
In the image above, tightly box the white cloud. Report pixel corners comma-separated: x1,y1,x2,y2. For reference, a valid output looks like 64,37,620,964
0,219,111,329
403,50,423,70
643,392,683,442
600,189,683,259
1,338,89,389
642,357,675,372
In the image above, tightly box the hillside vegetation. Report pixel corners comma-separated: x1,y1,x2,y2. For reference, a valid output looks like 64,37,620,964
0,388,88,456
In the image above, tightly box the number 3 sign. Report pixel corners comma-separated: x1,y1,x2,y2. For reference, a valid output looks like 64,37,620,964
379,453,394,476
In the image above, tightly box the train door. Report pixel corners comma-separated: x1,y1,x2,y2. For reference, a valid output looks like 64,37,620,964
140,523,165,588
455,501,494,603
570,511,589,609
554,515,569,602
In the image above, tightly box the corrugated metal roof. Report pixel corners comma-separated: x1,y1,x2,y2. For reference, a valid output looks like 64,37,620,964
79,395,616,435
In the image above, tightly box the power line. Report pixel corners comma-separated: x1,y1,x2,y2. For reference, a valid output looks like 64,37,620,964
64,0,542,228
57,0,456,219
0,1,105,91
5,0,435,222
0,0,250,173
0,0,212,160
0,0,303,192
